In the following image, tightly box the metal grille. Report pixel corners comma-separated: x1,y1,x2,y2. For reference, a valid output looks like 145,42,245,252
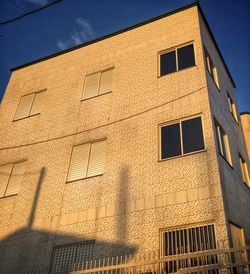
162,224,218,273
50,241,95,273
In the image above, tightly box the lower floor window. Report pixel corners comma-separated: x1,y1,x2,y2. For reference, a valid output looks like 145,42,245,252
161,224,217,273
50,241,95,273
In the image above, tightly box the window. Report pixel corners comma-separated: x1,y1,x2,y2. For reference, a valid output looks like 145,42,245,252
67,139,106,182
227,92,238,122
50,241,95,273
204,47,220,89
0,161,26,198
214,119,232,165
14,90,46,120
160,116,205,159
82,68,113,100
161,224,218,273
239,154,250,187
160,44,195,76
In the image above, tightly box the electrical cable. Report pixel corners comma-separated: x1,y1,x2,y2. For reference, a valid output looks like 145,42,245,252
0,0,63,25
0,86,206,151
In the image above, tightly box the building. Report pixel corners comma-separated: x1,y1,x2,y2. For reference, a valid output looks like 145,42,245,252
0,2,249,273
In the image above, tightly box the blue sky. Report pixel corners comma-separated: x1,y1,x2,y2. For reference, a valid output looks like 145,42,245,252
0,0,249,111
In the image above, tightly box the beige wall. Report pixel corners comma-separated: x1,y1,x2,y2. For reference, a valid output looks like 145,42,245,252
0,5,243,272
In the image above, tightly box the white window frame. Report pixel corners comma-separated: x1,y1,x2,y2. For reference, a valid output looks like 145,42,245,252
82,67,114,100
159,115,205,161
67,139,107,182
214,119,232,166
204,47,220,89
227,92,238,123
13,89,46,121
0,160,26,198
158,42,196,77
239,154,250,187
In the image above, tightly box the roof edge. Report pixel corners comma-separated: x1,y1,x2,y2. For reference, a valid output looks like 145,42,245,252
197,3,236,88
10,1,236,88
240,111,250,115
10,2,198,71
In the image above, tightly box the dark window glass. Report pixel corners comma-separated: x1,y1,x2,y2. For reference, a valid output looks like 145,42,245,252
160,50,177,76
161,123,181,159
177,44,195,70
182,117,204,154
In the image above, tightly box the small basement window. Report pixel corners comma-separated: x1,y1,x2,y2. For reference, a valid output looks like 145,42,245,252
50,241,95,273
161,224,218,273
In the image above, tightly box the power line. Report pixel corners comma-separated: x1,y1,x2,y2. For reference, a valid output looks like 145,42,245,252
0,0,63,25
0,86,206,151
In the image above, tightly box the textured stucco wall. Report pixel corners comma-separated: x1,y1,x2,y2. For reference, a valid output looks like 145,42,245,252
198,13,250,247
0,5,233,272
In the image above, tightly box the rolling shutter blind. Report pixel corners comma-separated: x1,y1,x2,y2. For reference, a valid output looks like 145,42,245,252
83,73,100,99
67,144,90,181
87,140,106,177
5,161,26,196
15,94,34,120
0,164,12,198
30,91,45,116
99,69,113,94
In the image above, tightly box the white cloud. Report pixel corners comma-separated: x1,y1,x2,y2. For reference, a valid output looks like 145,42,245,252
57,17,95,50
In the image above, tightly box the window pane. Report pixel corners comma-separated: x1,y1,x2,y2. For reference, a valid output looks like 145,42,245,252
160,51,177,76
14,94,34,120
0,164,13,198
83,73,100,99
177,44,195,70
87,140,106,177
99,69,113,94
30,91,45,116
5,161,26,197
67,144,90,181
161,123,181,159
182,117,204,154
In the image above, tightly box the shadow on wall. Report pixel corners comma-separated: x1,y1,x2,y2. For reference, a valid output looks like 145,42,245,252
0,167,137,274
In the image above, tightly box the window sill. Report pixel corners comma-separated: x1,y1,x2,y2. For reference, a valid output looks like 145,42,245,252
66,173,103,184
13,113,40,122
218,153,233,169
81,91,112,102
158,65,197,78
159,148,206,162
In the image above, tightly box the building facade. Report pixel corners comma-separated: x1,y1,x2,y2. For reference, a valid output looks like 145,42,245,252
0,3,249,273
